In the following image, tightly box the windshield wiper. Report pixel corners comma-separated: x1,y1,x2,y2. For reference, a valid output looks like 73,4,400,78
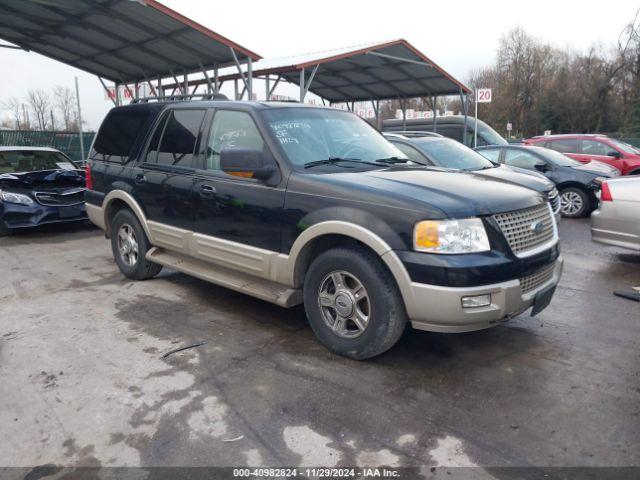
375,156,409,164
304,157,380,169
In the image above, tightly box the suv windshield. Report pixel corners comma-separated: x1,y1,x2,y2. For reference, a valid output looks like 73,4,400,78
610,139,640,155
416,138,494,170
262,108,406,167
0,150,77,173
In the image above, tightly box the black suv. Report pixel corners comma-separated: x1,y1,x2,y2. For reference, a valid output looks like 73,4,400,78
85,100,563,359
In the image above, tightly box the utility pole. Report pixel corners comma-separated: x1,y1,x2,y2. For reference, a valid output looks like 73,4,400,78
75,77,85,160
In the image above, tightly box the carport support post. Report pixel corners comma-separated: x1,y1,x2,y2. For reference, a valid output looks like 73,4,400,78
474,89,478,148
299,68,305,102
214,68,219,93
247,58,253,100
400,98,407,130
432,95,437,133
234,79,239,100
265,75,270,101
460,89,468,146
74,76,85,160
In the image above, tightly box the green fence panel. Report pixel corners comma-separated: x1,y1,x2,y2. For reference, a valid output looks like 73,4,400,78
0,130,95,161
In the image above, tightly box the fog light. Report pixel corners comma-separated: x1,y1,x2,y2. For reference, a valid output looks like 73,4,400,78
461,294,491,308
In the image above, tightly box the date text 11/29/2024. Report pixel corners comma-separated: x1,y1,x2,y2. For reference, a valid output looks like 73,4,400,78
233,467,401,478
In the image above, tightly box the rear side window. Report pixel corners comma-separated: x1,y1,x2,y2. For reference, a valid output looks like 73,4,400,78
547,139,579,154
90,108,156,163
153,110,206,168
581,140,610,156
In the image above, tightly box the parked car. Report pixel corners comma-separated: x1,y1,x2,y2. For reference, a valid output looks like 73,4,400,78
383,133,561,217
383,116,508,147
475,145,619,218
0,146,86,236
86,100,562,359
591,177,640,251
523,134,640,175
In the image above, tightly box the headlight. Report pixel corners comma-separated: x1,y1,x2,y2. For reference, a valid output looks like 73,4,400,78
414,218,490,254
0,189,34,205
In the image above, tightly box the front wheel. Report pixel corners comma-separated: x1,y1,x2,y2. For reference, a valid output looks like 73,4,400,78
110,209,162,280
559,187,590,218
303,246,407,360
0,221,12,238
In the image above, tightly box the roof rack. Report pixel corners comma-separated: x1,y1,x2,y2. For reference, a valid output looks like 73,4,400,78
131,93,229,104
383,131,443,138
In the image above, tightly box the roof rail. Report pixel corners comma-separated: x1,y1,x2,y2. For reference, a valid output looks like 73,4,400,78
383,131,443,138
131,93,229,104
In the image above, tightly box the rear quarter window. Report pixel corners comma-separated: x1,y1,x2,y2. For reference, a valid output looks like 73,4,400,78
89,108,157,164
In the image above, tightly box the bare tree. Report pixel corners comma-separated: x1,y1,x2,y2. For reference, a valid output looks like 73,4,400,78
53,85,76,131
27,89,52,130
1,97,23,129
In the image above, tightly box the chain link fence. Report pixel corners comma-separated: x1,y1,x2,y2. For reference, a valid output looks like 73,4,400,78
0,130,96,161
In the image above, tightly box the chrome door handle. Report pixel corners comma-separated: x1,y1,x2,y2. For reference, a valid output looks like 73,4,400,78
199,184,216,197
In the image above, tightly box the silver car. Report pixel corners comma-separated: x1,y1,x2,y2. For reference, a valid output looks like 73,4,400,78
591,177,640,251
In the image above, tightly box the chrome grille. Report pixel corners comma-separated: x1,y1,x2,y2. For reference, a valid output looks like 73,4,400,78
493,203,556,257
519,262,556,294
548,189,560,214
35,189,85,207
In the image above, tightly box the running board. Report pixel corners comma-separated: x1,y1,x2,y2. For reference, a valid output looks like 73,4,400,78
146,247,302,308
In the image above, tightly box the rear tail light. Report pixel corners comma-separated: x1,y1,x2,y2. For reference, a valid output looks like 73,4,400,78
600,180,613,202
85,163,93,190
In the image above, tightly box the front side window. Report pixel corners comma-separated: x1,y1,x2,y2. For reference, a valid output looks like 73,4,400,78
547,139,579,154
581,140,611,156
205,110,264,171
0,150,77,173
504,149,543,170
263,108,405,167
477,148,502,163
154,110,205,168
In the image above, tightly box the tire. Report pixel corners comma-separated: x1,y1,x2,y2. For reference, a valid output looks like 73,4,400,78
303,246,407,360
559,187,590,218
0,221,12,238
110,209,162,280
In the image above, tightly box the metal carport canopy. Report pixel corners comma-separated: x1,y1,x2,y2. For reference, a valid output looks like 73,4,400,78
207,39,471,103
0,0,261,84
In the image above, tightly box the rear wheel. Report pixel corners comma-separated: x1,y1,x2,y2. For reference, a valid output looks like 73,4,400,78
110,209,162,280
303,246,407,360
559,187,590,218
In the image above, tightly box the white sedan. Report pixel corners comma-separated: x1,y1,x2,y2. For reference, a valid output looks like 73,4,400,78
591,177,640,251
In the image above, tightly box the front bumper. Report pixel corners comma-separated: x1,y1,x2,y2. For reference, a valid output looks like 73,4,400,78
0,201,87,229
403,257,563,333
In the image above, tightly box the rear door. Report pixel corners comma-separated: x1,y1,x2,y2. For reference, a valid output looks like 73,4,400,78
192,108,285,254
546,138,585,163
132,108,206,233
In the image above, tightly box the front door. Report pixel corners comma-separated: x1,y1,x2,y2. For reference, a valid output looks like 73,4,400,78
580,139,622,170
192,109,285,266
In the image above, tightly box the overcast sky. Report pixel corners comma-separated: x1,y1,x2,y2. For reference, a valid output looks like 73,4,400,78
0,0,638,130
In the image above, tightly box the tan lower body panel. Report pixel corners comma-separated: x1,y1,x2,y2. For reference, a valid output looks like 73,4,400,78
146,247,302,308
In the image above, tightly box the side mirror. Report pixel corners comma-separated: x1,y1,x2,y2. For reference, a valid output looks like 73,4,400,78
534,162,549,172
220,148,277,182
607,150,622,158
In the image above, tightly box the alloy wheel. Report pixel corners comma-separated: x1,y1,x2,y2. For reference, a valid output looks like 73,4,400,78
117,224,139,267
318,270,371,339
560,191,584,216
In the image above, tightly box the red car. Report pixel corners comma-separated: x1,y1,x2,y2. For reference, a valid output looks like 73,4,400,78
523,134,640,176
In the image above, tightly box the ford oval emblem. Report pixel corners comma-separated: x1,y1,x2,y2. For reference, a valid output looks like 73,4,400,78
530,221,545,235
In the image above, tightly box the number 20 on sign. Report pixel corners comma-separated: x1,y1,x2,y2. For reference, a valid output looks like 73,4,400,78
477,88,492,103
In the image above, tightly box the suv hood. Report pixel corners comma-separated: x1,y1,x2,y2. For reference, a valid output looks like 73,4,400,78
471,165,553,193
300,167,544,218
